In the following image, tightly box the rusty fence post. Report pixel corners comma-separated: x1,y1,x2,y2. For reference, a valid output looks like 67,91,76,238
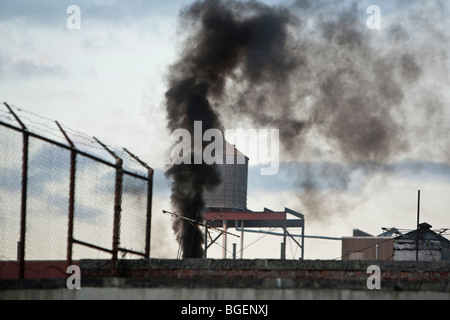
94,138,123,274
113,157,123,264
4,103,28,279
19,132,29,278
56,121,76,268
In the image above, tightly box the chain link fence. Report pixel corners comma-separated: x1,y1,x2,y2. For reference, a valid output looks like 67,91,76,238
0,102,153,279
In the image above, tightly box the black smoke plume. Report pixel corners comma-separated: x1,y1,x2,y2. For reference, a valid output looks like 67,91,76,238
165,79,222,258
165,0,449,251
203,0,448,220
165,0,298,257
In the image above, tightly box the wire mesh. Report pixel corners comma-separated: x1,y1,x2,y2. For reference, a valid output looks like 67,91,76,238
25,138,70,261
72,154,116,258
120,173,148,258
0,103,152,278
0,125,22,263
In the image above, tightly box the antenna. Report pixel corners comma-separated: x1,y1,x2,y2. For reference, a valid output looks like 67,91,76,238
416,190,420,262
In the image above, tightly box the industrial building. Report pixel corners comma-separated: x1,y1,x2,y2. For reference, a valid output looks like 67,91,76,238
342,222,450,261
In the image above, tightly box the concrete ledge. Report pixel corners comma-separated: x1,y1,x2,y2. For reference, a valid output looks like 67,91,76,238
2,259,448,294
81,258,450,271
80,259,450,293
2,287,450,300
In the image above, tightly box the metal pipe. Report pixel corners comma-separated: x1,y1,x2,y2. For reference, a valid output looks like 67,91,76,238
207,232,222,250
301,220,305,260
286,229,303,249
240,221,244,259
73,238,113,254
235,227,341,240
118,247,146,257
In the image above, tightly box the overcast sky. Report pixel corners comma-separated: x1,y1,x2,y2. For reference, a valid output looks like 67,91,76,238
1,0,449,260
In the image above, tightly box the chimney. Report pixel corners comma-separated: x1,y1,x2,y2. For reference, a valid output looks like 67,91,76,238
418,222,432,230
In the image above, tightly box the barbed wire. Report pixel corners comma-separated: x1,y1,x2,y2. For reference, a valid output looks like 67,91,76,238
0,113,15,124
0,108,12,117
0,103,150,173
0,102,153,278
8,103,55,123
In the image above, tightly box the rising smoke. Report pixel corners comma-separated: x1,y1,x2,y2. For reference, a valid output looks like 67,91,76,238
165,0,300,257
165,0,449,256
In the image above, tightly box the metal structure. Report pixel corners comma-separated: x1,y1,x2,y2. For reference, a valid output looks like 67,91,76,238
203,140,248,211
204,207,305,260
341,222,450,261
200,142,305,260
162,209,240,238
0,102,153,279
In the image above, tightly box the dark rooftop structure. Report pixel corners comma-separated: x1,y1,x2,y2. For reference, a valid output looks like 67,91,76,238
343,222,450,261
397,223,450,243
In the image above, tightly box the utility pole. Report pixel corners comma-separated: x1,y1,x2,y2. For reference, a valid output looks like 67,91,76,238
416,190,420,262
